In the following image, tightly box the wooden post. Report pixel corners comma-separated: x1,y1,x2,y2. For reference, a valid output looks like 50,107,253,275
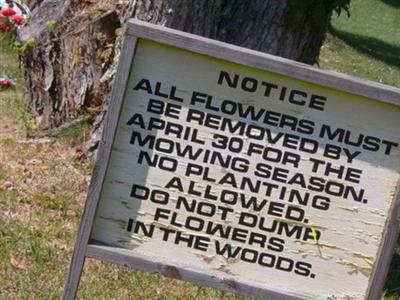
62,34,138,300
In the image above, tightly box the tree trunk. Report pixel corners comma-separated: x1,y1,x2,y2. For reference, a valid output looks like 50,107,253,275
19,0,333,151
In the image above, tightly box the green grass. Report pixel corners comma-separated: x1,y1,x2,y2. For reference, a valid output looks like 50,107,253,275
52,121,90,146
320,0,400,87
0,35,32,134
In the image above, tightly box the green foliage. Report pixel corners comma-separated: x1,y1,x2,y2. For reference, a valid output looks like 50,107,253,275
0,34,33,134
50,119,89,147
45,20,58,31
0,33,18,54
300,0,351,16
286,0,351,27
18,38,36,53
332,0,351,16
320,0,400,87
0,34,36,54
89,9,103,21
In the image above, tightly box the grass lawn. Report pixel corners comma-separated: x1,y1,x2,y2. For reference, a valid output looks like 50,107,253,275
1,0,399,298
320,0,400,88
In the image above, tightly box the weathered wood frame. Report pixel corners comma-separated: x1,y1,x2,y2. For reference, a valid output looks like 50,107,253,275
63,19,400,300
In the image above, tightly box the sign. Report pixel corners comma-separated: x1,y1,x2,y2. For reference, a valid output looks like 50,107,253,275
63,19,400,300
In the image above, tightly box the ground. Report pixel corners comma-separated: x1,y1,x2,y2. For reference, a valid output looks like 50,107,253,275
320,0,400,87
0,0,399,299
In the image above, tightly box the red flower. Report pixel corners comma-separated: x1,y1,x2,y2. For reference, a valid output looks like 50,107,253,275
11,15,24,25
0,80,14,88
1,8,16,17
0,22,12,32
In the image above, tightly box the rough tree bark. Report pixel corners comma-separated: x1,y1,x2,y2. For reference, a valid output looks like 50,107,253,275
19,0,337,152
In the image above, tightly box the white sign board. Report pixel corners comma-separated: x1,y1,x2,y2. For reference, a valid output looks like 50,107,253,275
63,20,400,300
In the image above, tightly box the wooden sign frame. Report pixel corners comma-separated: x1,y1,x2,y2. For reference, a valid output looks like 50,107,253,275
63,19,400,300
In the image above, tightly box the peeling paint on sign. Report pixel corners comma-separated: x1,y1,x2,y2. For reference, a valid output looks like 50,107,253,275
89,38,400,299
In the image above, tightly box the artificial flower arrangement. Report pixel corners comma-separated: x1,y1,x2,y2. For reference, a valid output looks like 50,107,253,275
0,75,15,88
0,1,30,89
0,0,29,33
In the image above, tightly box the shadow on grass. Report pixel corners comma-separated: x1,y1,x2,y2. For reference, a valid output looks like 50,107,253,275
333,28,400,69
382,0,400,9
384,237,400,297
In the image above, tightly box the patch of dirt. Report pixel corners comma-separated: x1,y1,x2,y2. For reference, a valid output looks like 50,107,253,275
0,112,90,242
